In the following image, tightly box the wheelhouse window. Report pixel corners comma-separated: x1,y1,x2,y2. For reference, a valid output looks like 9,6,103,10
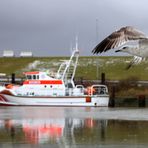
27,75,32,80
33,75,36,80
26,74,39,80
37,75,39,79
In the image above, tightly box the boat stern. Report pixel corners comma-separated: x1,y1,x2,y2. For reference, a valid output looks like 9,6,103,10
91,95,109,107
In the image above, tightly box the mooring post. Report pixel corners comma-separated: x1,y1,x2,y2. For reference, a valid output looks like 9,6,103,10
138,95,146,107
80,77,83,85
11,73,15,84
101,73,105,84
109,86,115,107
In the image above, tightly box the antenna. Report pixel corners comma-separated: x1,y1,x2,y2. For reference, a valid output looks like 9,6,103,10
70,42,73,53
75,35,79,51
96,19,99,43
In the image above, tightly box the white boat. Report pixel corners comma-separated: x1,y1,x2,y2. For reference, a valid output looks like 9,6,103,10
0,41,109,107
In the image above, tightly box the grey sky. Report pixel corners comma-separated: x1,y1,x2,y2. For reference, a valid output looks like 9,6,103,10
0,0,148,56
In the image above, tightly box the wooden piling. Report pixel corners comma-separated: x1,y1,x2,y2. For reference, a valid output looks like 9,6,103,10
11,73,15,84
80,77,83,85
109,86,115,107
101,73,105,84
138,95,146,107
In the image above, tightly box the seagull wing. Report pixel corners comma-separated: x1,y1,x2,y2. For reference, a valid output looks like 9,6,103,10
92,26,147,54
124,26,147,40
92,30,125,54
139,38,148,48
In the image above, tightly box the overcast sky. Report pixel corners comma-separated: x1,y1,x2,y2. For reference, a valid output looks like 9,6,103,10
0,0,148,56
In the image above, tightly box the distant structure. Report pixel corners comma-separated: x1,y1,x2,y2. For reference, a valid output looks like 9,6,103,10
3,50,14,57
20,51,33,57
0,73,6,77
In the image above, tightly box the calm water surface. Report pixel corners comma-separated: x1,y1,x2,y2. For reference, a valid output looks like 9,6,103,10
0,107,148,148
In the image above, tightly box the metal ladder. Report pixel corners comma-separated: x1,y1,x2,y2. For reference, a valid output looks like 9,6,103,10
56,38,79,88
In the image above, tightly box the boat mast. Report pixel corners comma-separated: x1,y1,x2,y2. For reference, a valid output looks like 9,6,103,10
56,37,79,88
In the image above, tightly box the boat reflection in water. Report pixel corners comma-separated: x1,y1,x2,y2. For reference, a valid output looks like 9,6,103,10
1,107,148,147
0,118,107,145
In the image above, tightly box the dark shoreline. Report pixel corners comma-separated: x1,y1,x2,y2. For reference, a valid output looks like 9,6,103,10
109,97,147,107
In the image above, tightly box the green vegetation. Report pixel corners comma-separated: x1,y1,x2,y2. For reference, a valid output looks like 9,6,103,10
77,56,148,80
0,56,148,80
0,57,61,76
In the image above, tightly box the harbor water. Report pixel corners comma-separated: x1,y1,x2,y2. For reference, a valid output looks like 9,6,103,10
0,107,148,148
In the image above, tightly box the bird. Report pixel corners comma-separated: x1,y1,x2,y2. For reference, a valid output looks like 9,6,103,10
92,26,148,69
92,26,147,54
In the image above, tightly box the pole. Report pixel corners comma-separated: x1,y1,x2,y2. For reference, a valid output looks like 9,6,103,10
11,73,15,84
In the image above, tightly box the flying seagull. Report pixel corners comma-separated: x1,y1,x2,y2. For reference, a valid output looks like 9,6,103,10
92,26,148,69
92,26,147,54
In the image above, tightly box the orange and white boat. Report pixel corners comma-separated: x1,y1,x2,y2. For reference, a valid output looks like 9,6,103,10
0,41,109,107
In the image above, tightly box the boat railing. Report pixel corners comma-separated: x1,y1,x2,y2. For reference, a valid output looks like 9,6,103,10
88,85,108,96
72,84,108,96
69,85,84,96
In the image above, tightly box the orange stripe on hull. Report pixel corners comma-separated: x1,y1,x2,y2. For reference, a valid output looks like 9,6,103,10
23,80,63,85
23,71,39,75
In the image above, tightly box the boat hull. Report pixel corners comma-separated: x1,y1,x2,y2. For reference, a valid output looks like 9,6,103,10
0,94,109,107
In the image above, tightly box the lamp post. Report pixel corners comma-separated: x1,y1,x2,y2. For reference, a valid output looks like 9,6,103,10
96,59,99,80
